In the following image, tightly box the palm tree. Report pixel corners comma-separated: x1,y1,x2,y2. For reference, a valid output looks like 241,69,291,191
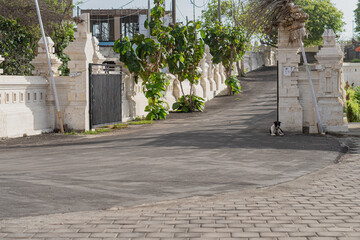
245,0,309,43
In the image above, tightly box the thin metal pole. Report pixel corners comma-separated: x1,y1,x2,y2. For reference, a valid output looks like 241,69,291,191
34,0,64,133
299,31,324,133
277,61,279,123
218,0,221,22
231,0,234,26
193,0,195,21
172,0,176,24
148,0,151,36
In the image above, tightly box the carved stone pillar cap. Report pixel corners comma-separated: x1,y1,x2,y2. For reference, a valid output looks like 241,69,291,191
38,36,55,51
92,36,100,47
77,13,90,33
322,29,336,47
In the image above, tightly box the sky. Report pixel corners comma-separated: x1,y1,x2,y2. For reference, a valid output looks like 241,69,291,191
76,0,358,41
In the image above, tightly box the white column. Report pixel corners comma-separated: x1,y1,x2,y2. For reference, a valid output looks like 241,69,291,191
278,25,303,132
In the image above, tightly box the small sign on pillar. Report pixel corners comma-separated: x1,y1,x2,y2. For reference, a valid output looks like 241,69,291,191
283,66,295,77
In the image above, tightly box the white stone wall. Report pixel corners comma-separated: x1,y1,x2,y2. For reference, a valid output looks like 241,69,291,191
0,12,273,138
0,75,51,138
343,63,360,87
242,50,265,73
121,62,229,119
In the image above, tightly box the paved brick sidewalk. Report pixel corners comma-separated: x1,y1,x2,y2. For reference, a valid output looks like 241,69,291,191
0,138,359,240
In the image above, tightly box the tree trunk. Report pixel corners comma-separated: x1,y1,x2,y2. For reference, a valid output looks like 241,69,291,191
240,60,246,77
236,60,241,77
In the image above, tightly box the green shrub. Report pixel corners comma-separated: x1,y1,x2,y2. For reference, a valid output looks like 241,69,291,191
0,16,36,75
225,76,242,94
346,86,360,122
350,58,360,63
145,99,169,120
172,95,205,112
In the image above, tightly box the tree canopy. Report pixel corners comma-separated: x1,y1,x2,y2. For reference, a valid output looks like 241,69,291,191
0,0,74,75
114,0,173,120
201,0,345,47
0,16,36,75
295,0,345,46
355,0,360,39
0,0,73,36
202,22,247,95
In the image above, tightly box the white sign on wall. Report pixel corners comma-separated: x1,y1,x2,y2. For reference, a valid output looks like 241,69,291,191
283,66,295,77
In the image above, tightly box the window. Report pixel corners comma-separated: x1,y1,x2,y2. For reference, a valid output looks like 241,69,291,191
91,17,114,42
120,16,139,40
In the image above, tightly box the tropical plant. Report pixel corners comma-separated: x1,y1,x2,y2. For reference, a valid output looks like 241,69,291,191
354,86,360,105
168,21,205,112
202,0,243,28
225,76,242,94
202,22,247,95
345,84,360,122
114,0,173,120
0,16,36,75
51,21,75,76
172,95,205,113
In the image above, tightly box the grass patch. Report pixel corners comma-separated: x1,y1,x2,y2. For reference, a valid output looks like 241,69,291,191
63,119,154,135
64,132,76,135
112,123,129,129
84,128,112,134
64,128,112,135
128,120,153,125
350,58,360,63
113,120,153,128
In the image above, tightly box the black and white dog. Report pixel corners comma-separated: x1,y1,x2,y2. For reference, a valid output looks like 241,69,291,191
270,121,284,136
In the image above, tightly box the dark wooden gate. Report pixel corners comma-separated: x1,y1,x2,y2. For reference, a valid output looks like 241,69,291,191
89,63,122,128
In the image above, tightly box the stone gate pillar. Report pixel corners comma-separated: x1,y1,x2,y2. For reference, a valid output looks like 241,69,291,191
315,29,348,132
63,13,94,131
278,25,303,132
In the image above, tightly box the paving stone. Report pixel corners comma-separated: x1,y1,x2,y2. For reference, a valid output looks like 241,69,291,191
1,139,359,240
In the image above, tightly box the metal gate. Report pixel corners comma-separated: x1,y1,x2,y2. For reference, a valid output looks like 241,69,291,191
89,63,122,129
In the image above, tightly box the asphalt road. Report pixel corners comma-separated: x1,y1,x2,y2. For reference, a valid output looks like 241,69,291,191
0,67,343,220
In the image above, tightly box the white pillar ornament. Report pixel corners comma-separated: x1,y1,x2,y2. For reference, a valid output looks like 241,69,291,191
31,37,62,77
